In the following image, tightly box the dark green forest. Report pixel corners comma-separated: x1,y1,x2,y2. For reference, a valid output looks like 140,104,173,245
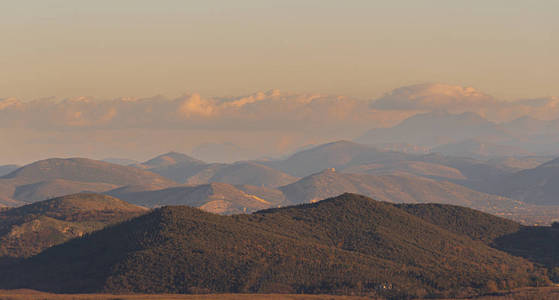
0,193,549,299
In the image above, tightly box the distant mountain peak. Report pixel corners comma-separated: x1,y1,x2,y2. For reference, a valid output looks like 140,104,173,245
356,111,501,147
143,151,204,168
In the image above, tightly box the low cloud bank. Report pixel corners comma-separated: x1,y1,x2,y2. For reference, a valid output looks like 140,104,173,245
1,84,558,164
371,83,559,121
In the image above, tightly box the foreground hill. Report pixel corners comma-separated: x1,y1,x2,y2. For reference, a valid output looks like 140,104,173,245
107,182,285,214
0,194,546,298
396,203,521,243
279,169,523,215
0,193,146,258
493,225,559,273
0,158,175,205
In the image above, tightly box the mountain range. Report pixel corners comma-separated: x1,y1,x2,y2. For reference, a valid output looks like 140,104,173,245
356,112,505,148
356,111,559,156
278,168,523,214
2,139,559,224
133,152,298,187
103,166,540,224
107,182,284,214
0,158,175,206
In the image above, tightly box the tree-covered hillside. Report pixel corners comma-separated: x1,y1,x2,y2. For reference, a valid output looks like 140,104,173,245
1,194,546,299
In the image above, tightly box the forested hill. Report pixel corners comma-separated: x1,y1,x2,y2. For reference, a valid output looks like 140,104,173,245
0,193,146,258
1,193,546,299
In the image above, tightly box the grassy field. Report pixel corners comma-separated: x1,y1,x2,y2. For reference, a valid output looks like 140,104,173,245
0,290,374,300
451,287,559,300
2,288,559,300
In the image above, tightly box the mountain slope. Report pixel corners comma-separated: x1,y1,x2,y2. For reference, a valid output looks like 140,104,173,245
12,179,118,203
490,157,559,205
0,194,545,297
106,182,284,214
0,165,19,177
101,158,139,166
263,140,410,177
396,203,521,243
342,160,467,180
0,193,146,258
138,152,204,169
1,158,174,186
134,152,208,183
145,161,211,183
132,152,207,182
356,111,504,147
432,139,532,158
279,169,523,215
262,140,515,186
0,158,175,205
185,162,298,187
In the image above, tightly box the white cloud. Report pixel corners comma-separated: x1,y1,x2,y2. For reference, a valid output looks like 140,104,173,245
178,94,215,117
371,83,497,111
371,83,559,122
0,90,398,130
0,98,22,110
1,85,558,164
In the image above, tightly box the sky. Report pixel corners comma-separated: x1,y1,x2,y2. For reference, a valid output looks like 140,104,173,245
1,1,557,100
1,1,558,165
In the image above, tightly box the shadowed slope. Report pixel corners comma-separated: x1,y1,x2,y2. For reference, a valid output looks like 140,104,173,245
107,182,280,214
0,165,19,177
0,193,146,258
491,157,559,205
396,203,521,243
12,179,118,203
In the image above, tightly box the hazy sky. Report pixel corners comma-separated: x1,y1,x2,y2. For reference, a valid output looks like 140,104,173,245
1,1,558,100
1,1,559,165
